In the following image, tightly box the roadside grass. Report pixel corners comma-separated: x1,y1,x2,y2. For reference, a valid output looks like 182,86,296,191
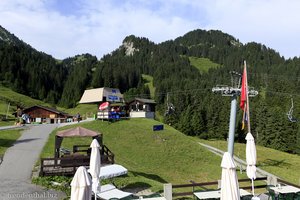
142,74,155,99
0,118,15,126
199,139,300,185
188,57,220,73
0,129,22,155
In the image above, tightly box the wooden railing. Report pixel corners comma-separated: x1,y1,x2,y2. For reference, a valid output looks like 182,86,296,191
40,145,115,176
278,179,300,189
72,144,114,164
40,156,90,176
172,177,268,197
102,145,115,164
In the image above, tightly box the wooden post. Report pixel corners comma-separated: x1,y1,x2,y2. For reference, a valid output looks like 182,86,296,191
267,175,277,186
164,183,172,200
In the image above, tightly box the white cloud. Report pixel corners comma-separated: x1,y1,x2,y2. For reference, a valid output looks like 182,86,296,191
0,0,300,59
202,0,300,58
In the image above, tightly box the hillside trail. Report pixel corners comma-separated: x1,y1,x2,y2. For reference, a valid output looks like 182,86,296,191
0,123,77,200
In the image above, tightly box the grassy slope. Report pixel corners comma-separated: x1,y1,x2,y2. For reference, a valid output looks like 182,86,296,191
0,86,97,124
0,129,22,155
0,86,52,122
141,74,165,122
40,119,227,192
0,86,51,109
142,74,155,99
188,57,220,73
63,104,98,118
200,140,300,184
37,118,300,196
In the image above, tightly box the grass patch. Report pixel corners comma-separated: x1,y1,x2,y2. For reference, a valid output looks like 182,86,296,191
63,103,98,119
0,118,15,126
142,74,155,99
188,57,220,73
199,139,300,185
32,176,71,197
0,129,22,155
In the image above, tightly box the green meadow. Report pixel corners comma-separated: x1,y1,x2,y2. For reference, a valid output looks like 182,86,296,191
36,118,300,198
0,129,22,155
188,57,220,73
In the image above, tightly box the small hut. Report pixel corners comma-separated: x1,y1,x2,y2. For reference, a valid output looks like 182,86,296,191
128,98,156,119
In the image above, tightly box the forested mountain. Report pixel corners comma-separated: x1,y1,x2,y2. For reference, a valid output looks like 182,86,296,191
1,25,299,154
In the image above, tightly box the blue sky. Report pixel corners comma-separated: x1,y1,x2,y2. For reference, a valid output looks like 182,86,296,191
1,0,300,59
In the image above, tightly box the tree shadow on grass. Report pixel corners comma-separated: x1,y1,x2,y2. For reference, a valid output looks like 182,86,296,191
130,171,168,183
0,139,17,148
122,182,152,193
0,138,39,148
257,159,291,168
13,138,39,145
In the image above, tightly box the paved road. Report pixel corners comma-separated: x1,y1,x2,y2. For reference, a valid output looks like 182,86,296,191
0,124,66,200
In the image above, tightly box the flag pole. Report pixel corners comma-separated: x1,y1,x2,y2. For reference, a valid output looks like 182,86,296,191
244,61,251,132
244,61,256,197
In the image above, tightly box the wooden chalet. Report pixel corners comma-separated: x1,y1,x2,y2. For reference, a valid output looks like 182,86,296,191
22,105,72,124
128,98,156,119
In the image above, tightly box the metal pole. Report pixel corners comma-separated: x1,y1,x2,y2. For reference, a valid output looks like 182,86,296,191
227,95,237,156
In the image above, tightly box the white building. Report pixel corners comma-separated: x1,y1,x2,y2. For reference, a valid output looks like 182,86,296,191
79,87,124,104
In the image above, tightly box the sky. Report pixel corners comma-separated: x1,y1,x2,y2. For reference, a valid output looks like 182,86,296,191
1,0,300,60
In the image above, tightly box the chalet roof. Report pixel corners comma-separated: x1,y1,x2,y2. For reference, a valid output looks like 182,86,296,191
23,105,71,116
130,98,156,104
79,87,123,103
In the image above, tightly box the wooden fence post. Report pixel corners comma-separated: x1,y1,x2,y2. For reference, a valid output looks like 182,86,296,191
267,175,277,186
164,183,172,200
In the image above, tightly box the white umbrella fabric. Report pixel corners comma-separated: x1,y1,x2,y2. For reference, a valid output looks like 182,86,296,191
220,152,240,200
99,164,128,179
246,132,257,196
70,166,92,200
89,139,101,200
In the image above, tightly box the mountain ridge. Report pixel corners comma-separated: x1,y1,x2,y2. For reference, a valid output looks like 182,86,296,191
0,25,299,155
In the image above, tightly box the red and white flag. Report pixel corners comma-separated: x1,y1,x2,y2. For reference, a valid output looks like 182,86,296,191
240,65,247,111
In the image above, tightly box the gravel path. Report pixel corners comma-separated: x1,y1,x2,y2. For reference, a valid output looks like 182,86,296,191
0,124,67,200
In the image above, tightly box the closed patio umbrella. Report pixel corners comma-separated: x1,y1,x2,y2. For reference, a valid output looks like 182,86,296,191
221,152,240,200
246,132,257,196
99,102,109,110
90,139,101,200
71,166,92,200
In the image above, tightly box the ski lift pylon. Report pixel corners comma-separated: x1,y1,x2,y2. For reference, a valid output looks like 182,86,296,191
165,92,175,116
